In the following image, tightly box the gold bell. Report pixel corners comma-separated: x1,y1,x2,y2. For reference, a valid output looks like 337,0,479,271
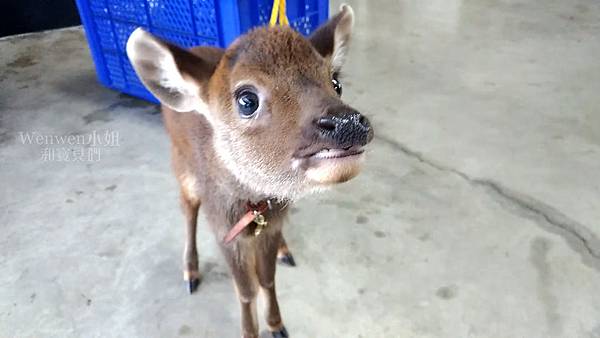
253,212,268,236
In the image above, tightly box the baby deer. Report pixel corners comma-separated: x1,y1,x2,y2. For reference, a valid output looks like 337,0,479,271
127,4,372,337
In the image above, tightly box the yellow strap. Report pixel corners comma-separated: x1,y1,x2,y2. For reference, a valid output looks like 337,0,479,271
279,0,289,26
269,0,289,27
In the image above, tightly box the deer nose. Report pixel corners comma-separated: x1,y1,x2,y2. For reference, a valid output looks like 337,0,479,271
315,110,373,148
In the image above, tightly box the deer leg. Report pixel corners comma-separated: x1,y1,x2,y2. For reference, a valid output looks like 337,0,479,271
257,233,288,337
277,236,296,267
222,246,260,338
180,192,201,294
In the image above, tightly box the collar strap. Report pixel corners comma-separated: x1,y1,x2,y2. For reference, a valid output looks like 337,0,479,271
223,200,271,244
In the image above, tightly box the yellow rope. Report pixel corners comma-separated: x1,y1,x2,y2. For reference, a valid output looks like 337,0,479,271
269,0,289,26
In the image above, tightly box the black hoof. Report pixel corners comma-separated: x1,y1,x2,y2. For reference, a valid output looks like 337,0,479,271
187,278,200,294
278,253,296,267
272,326,289,338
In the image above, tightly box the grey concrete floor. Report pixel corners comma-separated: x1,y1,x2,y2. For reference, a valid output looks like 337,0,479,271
1,0,600,337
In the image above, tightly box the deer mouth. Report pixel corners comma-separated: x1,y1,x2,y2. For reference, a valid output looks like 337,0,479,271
310,146,364,159
293,144,366,184
295,145,364,160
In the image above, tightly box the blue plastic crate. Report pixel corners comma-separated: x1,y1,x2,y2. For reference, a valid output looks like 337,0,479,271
75,0,329,103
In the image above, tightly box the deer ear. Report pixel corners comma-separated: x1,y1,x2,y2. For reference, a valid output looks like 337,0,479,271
309,4,355,71
126,28,221,112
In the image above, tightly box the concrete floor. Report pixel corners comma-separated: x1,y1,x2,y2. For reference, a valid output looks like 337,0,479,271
1,0,600,337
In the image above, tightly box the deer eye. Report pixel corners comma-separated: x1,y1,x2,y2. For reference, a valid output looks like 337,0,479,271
236,90,259,118
331,76,342,96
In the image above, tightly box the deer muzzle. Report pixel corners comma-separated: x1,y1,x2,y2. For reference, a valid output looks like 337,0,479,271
315,110,373,149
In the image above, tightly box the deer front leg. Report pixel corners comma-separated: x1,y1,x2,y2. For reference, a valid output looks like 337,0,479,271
258,233,288,338
222,246,260,338
277,236,296,267
180,192,201,293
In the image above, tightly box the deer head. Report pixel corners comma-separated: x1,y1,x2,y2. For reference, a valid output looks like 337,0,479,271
127,5,373,200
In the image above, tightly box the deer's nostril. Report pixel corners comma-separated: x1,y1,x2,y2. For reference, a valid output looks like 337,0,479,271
316,117,337,132
357,114,371,131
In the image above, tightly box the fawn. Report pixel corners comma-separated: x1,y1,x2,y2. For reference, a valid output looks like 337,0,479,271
126,4,372,337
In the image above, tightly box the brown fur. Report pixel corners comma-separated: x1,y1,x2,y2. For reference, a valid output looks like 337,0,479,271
127,5,367,337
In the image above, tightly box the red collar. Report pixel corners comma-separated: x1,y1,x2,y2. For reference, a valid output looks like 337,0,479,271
223,200,272,244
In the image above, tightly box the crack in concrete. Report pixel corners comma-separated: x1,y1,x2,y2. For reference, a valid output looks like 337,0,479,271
375,134,600,265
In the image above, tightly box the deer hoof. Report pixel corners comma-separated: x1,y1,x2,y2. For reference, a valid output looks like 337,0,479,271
278,253,296,267
271,326,289,338
186,278,200,294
